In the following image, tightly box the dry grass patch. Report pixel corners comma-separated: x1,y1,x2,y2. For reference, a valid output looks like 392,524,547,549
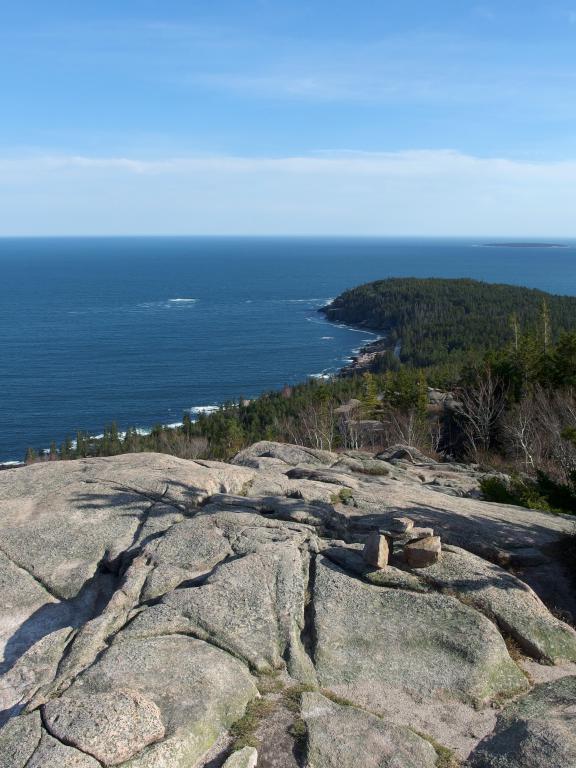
230,698,277,750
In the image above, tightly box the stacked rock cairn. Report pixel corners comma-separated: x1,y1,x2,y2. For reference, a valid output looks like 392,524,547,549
363,517,441,570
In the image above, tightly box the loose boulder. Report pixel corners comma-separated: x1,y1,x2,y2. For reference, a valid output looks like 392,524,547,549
362,532,390,569
390,517,414,533
404,536,442,568
222,746,258,768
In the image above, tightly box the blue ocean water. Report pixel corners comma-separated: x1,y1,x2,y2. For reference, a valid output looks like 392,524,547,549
2,236,576,462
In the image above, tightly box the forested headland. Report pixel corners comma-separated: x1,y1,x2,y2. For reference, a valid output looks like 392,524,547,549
25,278,576,514
321,277,576,369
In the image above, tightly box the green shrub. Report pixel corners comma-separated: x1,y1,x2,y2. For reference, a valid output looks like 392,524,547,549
330,487,354,505
480,473,576,516
479,476,517,505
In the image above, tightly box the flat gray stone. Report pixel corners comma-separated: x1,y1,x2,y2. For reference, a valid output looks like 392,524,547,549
138,545,316,682
467,676,576,768
66,635,258,766
0,550,58,668
32,556,154,707
27,730,101,768
43,689,165,765
0,627,73,726
222,746,258,768
419,546,576,663
0,454,254,600
142,516,233,600
302,691,437,768
0,711,42,768
313,557,528,708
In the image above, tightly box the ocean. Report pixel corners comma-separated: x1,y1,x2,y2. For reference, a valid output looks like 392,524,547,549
2,236,576,463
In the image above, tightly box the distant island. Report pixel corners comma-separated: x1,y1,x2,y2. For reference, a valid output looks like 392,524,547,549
482,242,568,248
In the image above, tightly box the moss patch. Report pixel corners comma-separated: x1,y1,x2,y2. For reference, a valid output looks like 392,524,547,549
255,669,285,695
229,698,277,750
413,731,460,768
282,684,317,713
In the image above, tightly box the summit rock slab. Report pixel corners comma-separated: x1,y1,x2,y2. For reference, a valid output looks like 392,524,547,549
302,692,437,768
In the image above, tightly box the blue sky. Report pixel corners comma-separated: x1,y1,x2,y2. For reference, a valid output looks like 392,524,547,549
2,1,576,235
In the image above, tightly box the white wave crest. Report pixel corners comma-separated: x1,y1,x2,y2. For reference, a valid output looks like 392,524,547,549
189,405,220,414
169,298,197,303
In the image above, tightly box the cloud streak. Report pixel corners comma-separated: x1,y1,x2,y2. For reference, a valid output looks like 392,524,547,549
1,149,575,236
3,149,576,179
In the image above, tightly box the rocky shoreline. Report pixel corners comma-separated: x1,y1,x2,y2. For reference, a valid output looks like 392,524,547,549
320,300,392,376
338,336,390,375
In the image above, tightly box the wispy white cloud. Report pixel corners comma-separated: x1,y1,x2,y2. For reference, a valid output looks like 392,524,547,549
2,149,576,179
1,149,575,236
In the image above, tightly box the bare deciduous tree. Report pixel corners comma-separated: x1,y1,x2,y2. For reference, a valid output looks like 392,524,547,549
456,369,507,459
282,400,338,451
501,393,542,470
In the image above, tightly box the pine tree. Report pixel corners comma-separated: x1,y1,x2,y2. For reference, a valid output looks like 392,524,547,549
76,431,87,458
60,436,72,459
182,413,193,437
551,332,576,387
24,447,37,464
416,373,428,415
541,299,552,353
510,313,520,352
224,419,245,457
361,372,380,418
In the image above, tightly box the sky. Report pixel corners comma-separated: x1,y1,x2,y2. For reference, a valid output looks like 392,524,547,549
1,1,576,236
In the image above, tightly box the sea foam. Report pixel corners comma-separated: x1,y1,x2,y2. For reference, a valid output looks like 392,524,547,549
168,298,197,303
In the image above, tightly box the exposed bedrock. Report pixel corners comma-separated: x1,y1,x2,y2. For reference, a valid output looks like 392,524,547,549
0,445,575,766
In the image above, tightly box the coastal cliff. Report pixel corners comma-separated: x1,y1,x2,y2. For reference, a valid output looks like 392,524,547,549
1,443,575,767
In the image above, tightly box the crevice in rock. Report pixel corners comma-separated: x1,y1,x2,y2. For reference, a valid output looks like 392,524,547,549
301,554,318,666
125,483,170,554
17,720,43,768
0,550,119,689
83,476,193,513
159,630,255,671
0,543,64,602
173,553,245,592
24,556,153,710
